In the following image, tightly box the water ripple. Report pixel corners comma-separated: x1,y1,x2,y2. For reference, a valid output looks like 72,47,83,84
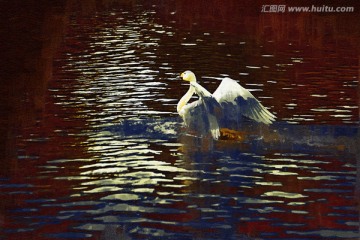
2,4,358,240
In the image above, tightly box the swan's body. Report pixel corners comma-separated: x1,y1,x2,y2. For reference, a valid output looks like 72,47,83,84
177,70,276,139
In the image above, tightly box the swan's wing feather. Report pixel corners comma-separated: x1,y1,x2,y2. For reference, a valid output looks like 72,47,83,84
213,77,275,124
189,82,221,139
182,99,220,139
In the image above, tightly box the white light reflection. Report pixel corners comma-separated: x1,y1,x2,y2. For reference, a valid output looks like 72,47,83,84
262,191,308,199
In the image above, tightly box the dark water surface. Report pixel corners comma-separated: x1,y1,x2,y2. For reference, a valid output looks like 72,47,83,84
0,1,359,239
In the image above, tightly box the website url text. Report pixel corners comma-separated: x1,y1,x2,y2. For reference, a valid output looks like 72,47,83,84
261,5,354,13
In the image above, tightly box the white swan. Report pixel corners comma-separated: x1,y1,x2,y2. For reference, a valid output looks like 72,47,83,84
177,70,276,139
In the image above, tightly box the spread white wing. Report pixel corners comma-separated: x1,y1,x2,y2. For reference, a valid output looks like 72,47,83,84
212,77,276,124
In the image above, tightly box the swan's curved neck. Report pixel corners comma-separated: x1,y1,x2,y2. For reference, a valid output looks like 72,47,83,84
177,85,195,113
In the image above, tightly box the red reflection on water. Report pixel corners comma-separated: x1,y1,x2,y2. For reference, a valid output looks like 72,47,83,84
152,1,359,124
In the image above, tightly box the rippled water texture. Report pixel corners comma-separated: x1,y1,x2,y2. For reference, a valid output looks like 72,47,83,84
0,1,359,239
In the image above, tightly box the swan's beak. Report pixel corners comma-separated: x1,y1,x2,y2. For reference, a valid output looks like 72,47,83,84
176,73,182,81
180,72,184,79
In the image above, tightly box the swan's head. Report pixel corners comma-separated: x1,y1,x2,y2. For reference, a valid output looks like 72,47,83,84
180,70,197,82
